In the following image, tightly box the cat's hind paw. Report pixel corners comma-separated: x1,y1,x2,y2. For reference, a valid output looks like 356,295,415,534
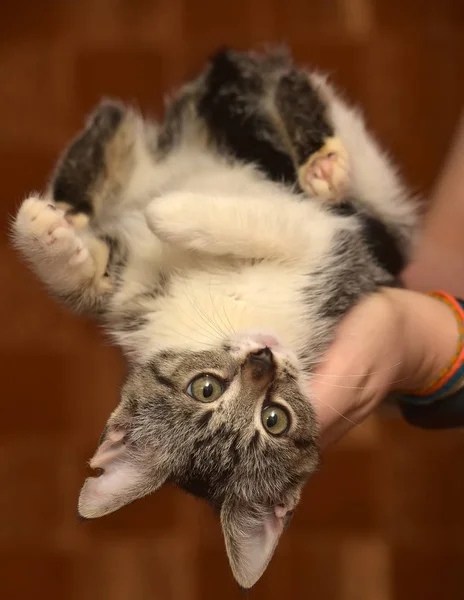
14,197,89,262
298,137,349,201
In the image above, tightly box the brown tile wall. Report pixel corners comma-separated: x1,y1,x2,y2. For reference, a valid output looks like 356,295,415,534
1,1,463,598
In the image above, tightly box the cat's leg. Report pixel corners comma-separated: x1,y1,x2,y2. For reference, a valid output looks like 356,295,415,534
12,196,111,313
275,68,417,268
146,192,334,262
311,73,418,254
51,100,159,221
297,137,349,200
273,69,350,202
12,100,159,315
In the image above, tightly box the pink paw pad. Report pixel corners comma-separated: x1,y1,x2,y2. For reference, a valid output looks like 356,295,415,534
298,138,349,201
47,220,71,243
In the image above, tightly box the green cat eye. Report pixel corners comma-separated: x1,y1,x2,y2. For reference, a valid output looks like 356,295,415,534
261,405,289,436
187,374,225,403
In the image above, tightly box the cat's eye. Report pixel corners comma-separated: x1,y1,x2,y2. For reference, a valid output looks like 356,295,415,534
187,374,225,403
261,405,289,436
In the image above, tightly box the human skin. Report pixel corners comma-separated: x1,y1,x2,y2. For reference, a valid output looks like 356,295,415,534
313,114,464,447
311,288,459,448
403,114,464,297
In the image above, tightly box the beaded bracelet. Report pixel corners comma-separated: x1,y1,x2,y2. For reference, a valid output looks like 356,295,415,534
401,291,464,404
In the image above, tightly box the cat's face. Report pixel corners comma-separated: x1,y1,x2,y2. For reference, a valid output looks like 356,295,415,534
78,333,320,588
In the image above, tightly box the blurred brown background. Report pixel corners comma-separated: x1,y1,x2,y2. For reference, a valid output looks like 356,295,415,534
1,1,463,599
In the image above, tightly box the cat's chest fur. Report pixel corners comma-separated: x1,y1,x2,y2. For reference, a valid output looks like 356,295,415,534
123,262,316,359
108,155,342,362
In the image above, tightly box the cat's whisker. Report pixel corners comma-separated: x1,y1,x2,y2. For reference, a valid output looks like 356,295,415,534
176,310,222,344
310,378,369,391
171,302,223,345
217,284,237,335
196,280,230,337
161,326,220,348
184,281,224,338
306,355,331,367
222,305,236,335
308,360,402,379
311,391,360,427
179,281,226,341
183,296,223,341
382,376,412,387
183,279,228,340
207,279,235,337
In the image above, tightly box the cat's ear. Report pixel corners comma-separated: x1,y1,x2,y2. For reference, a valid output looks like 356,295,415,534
78,423,168,519
220,498,293,589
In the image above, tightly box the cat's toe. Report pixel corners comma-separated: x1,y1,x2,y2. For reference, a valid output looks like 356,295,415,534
16,196,64,237
68,243,90,266
20,195,50,218
298,137,349,201
14,195,90,267
49,225,88,262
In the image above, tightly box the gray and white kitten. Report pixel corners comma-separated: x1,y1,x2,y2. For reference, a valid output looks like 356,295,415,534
12,49,417,588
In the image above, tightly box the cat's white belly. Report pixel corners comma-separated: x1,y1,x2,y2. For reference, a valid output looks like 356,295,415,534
126,262,311,361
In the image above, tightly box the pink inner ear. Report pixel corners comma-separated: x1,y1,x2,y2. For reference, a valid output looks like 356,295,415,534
78,459,145,519
266,510,286,539
85,461,142,498
274,498,297,522
90,428,126,470
229,509,286,588
274,505,288,520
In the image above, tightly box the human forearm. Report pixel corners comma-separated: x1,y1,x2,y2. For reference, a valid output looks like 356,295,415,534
403,113,464,295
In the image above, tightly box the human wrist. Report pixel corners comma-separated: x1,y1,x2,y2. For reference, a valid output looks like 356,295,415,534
383,288,460,395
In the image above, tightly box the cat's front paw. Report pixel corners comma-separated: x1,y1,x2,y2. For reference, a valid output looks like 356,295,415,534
298,137,349,202
145,193,203,248
12,196,95,282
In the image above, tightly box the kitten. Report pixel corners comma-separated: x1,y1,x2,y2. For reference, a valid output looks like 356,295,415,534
11,48,418,588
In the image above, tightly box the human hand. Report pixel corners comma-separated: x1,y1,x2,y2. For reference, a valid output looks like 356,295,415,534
311,288,459,449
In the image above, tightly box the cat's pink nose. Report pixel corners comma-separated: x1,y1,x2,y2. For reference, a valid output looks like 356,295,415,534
249,333,280,348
